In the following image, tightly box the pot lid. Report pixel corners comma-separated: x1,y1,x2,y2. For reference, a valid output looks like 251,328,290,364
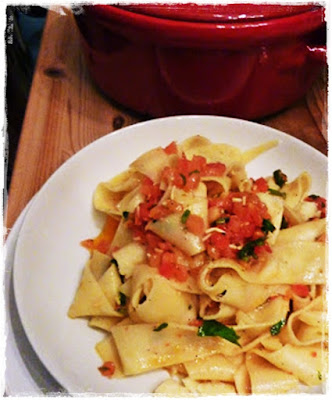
117,3,318,23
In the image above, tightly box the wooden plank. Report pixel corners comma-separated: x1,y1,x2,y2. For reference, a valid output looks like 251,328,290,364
5,8,141,230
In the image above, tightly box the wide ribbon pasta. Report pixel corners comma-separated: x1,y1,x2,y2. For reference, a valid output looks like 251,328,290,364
68,136,327,395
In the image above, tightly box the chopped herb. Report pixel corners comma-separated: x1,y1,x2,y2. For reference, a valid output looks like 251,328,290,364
197,320,241,347
181,209,191,224
270,319,286,336
215,217,230,225
122,211,130,220
262,219,276,234
189,169,200,175
308,194,320,200
280,216,289,230
110,258,118,267
318,370,322,381
273,169,287,188
237,237,265,262
119,292,126,306
111,258,124,282
268,188,286,199
117,307,128,315
153,322,168,332
180,173,187,185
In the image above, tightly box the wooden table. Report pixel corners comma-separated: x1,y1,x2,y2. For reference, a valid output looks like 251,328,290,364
5,7,327,231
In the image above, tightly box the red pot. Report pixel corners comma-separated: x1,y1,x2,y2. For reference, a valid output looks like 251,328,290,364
74,3,326,120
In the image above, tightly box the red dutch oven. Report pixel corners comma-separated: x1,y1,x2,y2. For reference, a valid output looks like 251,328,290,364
74,3,326,120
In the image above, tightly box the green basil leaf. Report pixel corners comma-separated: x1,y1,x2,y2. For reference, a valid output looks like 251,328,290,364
122,211,130,220
273,169,287,188
180,173,187,185
181,209,191,224
153,322,168,332
308,194,320,200
119,292,126,306
237,237,265,261
270,319,286,336
280,216,289,230
197,320,241,346
262,219,276,234
268,188,286,199
215,217,230,225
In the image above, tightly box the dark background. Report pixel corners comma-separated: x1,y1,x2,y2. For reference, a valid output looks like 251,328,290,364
5,6,47,191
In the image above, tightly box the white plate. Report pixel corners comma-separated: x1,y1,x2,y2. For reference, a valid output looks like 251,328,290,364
5,197,66,395
13,115,327,394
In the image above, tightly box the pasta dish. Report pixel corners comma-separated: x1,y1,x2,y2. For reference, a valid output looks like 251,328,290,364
68,135,327,395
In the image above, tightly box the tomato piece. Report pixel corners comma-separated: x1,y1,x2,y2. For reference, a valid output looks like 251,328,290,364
185,214,205,236
149,205,172,220
206,232,237,259
172,264,190,282
189,319,203,327
185,172,201,191
305,195,326,218
140,177,162,204
161,154,208,192
80,216,119,254
291,284,310,298
189,155,206,173
164,141,178,154
98,361,115,377
135,203,150,224
203,162,226,177
158,251,189,281
253,243,272,256
252,177,269,193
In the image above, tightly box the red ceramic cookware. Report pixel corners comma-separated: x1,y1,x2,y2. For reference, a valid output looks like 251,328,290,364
74,3,326,119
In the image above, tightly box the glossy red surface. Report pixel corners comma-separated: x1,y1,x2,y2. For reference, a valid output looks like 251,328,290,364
75,4,326,119
119,3,316,22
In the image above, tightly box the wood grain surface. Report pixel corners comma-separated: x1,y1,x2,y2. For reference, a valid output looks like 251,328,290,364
5,7,327,231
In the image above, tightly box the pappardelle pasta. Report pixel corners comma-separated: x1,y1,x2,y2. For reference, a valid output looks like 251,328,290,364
68,136,327,395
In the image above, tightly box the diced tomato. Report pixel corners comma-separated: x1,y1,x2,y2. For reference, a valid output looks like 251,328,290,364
291,284,310,298
135,203,150,224
206,232,237,259
158,251,189,282
187,155,207,174
203,162,226,177
189,319,203,327
149,205,172,220
252,177,269,193
253,243,272,256
145,232,164,250
148,252,162,268
161,154,208,192
80,216,119,254
185,172,201,191
140,177,162,204
163,141,178,155
305,195,326,218
185,214,205,236
98,361,115,377
80,239,94,250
